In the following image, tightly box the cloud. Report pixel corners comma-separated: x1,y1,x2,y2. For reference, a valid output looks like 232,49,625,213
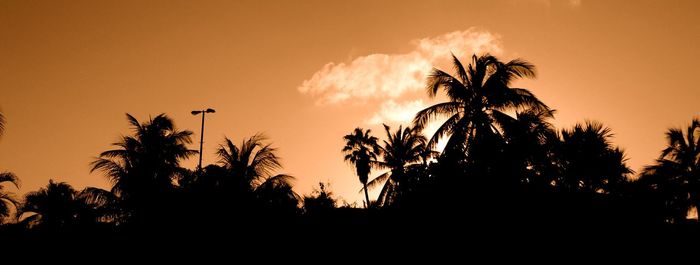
525,0,582,8
298,28,503,105
568,0,582,7
365,99,426,125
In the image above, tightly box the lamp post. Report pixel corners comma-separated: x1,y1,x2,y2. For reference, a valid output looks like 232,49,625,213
191,108,215,171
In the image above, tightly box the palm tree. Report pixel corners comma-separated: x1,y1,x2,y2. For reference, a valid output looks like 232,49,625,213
558,121,633,194
0,110,18,223
20,180,117,230
0,172,19,223
366,124,433,207
91,113,196,218
216,134,299,211
413,54,549,167
640,119,700,223
217,134,282,190
493,108,559,190
343,128,381,209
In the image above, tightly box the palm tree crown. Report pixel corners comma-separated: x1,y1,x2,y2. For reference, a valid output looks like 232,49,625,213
413,54,549,160
91,113,196,208
343,128,381,208
216,134,299,211
640,119,700,223
0,172,19,223
367,124,432,207
558,121,633,193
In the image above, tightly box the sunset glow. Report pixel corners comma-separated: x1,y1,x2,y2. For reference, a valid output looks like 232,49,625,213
1,0,699,207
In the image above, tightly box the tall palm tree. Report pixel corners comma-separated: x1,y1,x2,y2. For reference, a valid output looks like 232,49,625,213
0,172,19,223
413,54,549,166
217,134,299,210
91,113,196,218
343,128,381,209
640,119,700,223
366,124,432,207
558,121,633,194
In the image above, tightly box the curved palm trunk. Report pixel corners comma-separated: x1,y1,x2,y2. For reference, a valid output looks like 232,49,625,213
363,181,371,209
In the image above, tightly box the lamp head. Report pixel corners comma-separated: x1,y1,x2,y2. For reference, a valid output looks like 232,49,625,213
206,108,216,113
191,110,202,115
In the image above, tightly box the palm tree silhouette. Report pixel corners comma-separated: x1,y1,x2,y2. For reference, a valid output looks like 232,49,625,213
90,113,196,220
343,128,381,209
0,111,19,223
365,124,432,207
20,180,117,231
494,108,558,190
413,54,549,165
216,134,299,212
558,121,632,194
640,118,700,223
0,172,19,223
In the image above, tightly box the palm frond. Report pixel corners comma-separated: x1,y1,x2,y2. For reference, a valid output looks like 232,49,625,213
361,172,391,193
0,172,19,189
413,102,462,130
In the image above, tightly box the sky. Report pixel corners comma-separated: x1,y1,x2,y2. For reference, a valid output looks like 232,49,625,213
1,0,699,205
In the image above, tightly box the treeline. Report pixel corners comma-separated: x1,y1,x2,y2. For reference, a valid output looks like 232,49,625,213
0,54,699,245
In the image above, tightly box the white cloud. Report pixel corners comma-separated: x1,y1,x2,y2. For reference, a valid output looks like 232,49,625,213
568,0,582,8
365,99,450,153
365,99,426,125
298,28,503,105
523,0,582,8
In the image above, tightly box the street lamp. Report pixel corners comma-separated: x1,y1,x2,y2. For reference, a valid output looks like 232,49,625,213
191,108,215,171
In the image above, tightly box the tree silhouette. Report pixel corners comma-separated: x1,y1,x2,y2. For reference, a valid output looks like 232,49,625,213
494,108,558,190
0,172,19,223
413,54,549,170
639,119,700,223
20,180,116,230
0,110,18,224
216,134,299,213
343,128,381,209
303,182,337,215
90,113,196,222
366,124,433,207
558,121,632,194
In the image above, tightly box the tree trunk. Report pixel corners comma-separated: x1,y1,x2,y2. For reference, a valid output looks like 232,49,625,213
363,182,371,209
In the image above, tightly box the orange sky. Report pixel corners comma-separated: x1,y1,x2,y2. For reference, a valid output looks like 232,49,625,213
1,0,699,205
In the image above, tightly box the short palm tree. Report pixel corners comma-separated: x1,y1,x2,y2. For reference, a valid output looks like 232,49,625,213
91,113,196,217
640,119,700,223
493,108,558,190
343,128,381,208
558,121,633,194
366,124,432,207
217,134,299,210
0,110,18,223
0,172,19,223
21,180,117,229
